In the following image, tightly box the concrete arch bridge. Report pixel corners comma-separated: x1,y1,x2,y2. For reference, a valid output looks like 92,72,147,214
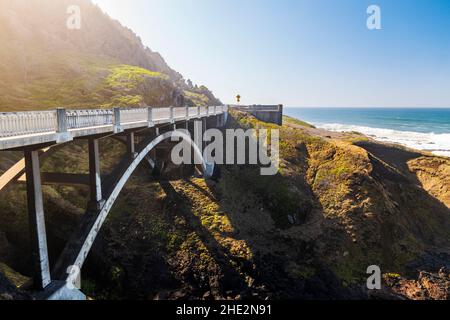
0,106,228,299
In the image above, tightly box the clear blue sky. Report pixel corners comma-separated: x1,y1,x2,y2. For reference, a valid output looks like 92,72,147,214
93,0,450,107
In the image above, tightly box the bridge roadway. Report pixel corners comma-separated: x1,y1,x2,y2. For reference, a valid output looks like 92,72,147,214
0,106,228,299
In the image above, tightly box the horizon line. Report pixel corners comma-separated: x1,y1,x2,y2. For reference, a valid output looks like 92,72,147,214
282,106,450,109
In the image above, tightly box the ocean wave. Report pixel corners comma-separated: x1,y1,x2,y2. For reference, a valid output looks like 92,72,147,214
314,123,450,157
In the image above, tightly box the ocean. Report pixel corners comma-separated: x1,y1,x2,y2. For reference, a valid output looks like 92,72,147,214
284,108,450,157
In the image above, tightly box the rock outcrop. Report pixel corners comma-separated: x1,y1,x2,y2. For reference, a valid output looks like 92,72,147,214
385,268,450,300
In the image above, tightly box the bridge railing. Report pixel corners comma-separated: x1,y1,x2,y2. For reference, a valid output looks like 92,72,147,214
188,107,199,118
173,107,187,120
0,111,57,138
0,106,228,145
152,108,171,121
119,108,147,124
67,109,113,130
229,105,281,112
228,104,282,125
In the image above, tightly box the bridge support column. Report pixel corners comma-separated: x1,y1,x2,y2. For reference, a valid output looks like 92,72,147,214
126,132,137,159
186,121,195,170
202,118,207,151
88,139,104,211
194,120,203,165
113,107,123,133
24,149,51,290
56,108,71,143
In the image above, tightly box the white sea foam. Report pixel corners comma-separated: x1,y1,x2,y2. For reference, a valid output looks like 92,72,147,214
314,123,450,157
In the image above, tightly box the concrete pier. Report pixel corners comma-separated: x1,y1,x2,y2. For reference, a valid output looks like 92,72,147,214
88,139,104,211
24,149,51,290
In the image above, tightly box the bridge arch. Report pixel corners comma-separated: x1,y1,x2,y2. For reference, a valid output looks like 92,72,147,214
55,129,214,283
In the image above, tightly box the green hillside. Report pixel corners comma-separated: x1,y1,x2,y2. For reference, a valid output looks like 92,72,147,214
0,0,221,111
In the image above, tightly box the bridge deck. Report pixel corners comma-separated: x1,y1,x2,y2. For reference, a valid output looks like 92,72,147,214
0,106,228,150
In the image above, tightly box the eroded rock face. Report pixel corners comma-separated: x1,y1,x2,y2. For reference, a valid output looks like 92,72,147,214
385,268,450,300
408,157,450,208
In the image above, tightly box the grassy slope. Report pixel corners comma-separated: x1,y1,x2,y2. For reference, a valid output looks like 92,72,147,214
0,51,213,111
282,115,316,128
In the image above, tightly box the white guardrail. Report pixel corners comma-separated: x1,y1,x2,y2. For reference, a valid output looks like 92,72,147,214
0,111,57,138
0,106,228,139
67,109,113,129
